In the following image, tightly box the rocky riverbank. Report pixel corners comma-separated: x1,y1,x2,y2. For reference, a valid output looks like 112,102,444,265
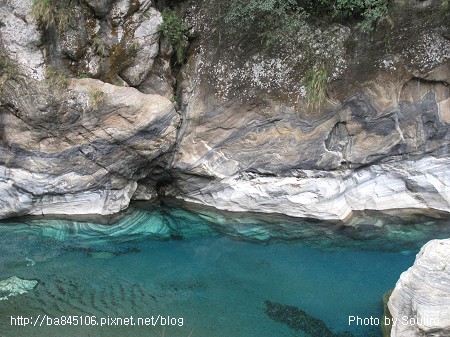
0,0,448,223
388,238,450,337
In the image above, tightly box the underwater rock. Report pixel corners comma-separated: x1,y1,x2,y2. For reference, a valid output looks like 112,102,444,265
89,252,116,259
264,300,354,337
0,276,38,300
388,239,450,337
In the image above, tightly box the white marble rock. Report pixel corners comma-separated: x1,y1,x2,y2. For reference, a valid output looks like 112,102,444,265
388,239,450,337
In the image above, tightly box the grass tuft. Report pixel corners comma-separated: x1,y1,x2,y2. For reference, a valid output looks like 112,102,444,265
89,89,106,109
303,63,328,108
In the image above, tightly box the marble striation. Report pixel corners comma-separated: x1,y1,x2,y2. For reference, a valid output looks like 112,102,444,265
0,0,449,222
388,239,450,337
169,157,449,221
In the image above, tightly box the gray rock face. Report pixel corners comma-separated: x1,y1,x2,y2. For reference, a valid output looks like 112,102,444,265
0,0,171,93
166,6,450,220
0,78,179,218
83,0,116,17
0,0,449,221
388,239,450,337
0,0,45,80
119,8,162,86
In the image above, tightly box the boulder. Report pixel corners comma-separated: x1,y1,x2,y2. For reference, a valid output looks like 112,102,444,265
388,239,450,337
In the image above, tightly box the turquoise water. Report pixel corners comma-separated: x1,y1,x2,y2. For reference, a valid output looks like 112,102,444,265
0,203,449,337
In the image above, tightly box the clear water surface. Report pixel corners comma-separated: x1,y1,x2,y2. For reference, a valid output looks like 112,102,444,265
1,203,449,337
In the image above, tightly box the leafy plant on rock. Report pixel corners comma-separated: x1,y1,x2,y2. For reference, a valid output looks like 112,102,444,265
225,0,388,40
333,0,387,31
159,9,188,64
225,0,309,46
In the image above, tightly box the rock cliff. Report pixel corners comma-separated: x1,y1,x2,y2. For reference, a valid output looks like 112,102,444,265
166,0,450,221
0,0,449,221
0,0,179,217
388,238,450,337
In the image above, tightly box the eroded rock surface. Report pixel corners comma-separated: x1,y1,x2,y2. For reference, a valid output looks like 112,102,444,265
0,78,178,218
0,0,449,221
167,157,449,221
388,239,450,337
165,0,450,221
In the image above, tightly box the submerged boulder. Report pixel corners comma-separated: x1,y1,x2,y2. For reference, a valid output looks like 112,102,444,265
0,276,38,300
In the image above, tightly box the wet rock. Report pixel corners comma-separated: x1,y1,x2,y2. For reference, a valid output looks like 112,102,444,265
0,276,38,300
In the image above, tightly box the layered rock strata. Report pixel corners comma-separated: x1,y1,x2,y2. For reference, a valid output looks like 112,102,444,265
167,157,449,221
166,0,450,220
388,239,450,337
0,0,449,221
0,78,179,218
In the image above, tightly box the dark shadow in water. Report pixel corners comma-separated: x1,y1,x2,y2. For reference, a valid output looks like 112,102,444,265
264,300,355,337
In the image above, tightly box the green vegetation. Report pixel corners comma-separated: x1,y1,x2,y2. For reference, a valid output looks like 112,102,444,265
224,0,388,107
31,0,54,29
333,0,388,28
303,63,328,107
78,73,90,79
45,66,68,89
31,0,70,30
140,9,157,21
89,89,106,109
225,0,308,46
225,0,388,40
159,9,188,64
354,0,388,32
